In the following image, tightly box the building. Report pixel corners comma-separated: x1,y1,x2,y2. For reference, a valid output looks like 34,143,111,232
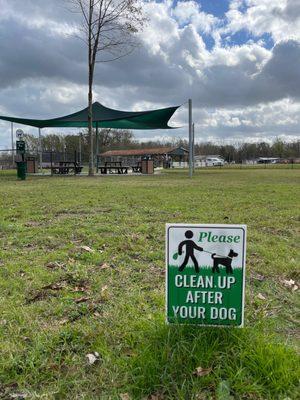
98,146,189,168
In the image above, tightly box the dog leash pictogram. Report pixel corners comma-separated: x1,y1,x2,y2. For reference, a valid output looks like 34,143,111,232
202,249,233,258
173,248,231,260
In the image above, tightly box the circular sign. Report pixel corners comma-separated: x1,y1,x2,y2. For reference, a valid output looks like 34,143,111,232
16,129,24,138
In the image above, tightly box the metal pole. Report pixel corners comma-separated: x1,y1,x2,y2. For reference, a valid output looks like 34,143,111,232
96,123,99,172
11,122,15,166
192,122,195,172
79,132,82,165
38,128,42,173
63,138,66,162
188,99,193,178
50,150,53,175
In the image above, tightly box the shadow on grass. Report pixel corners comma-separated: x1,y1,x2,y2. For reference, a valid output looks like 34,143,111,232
124,317,299,399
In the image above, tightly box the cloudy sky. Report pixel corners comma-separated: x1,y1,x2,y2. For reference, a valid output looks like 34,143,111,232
0,0,300,148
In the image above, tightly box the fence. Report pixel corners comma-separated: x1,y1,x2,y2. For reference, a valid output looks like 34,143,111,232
0,149,15,170
0,149,81,170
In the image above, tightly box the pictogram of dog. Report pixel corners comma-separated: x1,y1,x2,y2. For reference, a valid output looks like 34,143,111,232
211,249,238,274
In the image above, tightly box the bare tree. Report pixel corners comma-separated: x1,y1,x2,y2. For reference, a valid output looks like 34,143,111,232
67,0,145,175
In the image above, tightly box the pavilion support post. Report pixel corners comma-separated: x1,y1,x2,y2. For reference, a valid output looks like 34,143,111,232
63,137,66,162
11,122,14,167
50,151,53,175
188,99,193,178
38,128,42,173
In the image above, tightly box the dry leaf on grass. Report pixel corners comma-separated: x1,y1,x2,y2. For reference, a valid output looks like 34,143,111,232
100,285,109,300
145,394,164,400
256,293,266,301
281,279,298,292
74,296,91,304
251,272,265,282
9,393,28,399
42,282,66,291
80,245,95,253
101,285,108,293
45,262,66,270
25,290,58,304
58,318,69,325
98,263,110,270
193,366,212,377
86,352,100,365
120,394,131,400
72,286,90,293
93,311,101,317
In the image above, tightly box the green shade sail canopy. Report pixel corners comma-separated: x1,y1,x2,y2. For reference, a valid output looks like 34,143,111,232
0,102,179,130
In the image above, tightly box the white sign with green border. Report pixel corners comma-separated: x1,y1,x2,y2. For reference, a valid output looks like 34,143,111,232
166,224,247,327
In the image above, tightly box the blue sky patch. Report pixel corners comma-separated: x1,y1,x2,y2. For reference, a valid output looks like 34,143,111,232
198,0,230,17
223,29,274,49
202,32,215,50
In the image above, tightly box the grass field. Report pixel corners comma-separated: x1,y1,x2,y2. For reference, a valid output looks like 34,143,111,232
0,168,299,399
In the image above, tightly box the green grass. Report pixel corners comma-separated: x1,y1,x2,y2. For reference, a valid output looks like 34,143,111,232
0,168,299,399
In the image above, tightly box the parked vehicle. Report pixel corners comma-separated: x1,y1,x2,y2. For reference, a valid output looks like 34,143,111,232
257,157,280,164
205,157,224,166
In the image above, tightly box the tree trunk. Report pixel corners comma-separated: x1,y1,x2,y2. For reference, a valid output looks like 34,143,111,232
88,67,94,176
88,0,94,176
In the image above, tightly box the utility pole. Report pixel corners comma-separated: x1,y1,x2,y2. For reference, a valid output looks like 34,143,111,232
188,99,193,178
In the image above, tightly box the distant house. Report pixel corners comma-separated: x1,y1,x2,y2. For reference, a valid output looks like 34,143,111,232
98,146,189,168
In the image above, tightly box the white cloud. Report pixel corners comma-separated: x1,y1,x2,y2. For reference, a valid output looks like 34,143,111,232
173,1,218,34
224,0,300,43
0,0,299,148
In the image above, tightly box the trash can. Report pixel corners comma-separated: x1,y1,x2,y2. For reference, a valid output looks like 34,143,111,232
141,157,154,174
26,156,38,173
16,161,27,180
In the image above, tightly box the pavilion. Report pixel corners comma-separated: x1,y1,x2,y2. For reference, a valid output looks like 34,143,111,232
0,101,180,170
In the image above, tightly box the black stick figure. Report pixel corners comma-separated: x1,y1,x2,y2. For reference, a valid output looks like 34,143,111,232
178,230,203,272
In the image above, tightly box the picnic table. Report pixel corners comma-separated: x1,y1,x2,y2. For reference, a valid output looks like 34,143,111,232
99,161,129,174
51,161,83,175
132,162,142,173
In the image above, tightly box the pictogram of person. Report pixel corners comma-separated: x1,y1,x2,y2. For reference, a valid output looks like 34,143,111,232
178,230,203,272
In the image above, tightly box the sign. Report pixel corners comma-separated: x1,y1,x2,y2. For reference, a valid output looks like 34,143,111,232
166,224,246,327
16,140,25,155
16,129,24,139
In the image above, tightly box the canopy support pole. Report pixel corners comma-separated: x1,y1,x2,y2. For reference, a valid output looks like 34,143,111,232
38,128,42,173
95,123,99,173
11,122,14,166
79,132,82,165
188,99,193,178
192,122,195,172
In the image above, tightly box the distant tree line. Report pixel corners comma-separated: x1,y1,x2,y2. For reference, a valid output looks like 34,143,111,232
23,129,135,162
23,131,300,163
194,139,300,162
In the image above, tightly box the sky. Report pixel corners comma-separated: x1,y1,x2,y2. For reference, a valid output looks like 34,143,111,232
0,0,300,148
